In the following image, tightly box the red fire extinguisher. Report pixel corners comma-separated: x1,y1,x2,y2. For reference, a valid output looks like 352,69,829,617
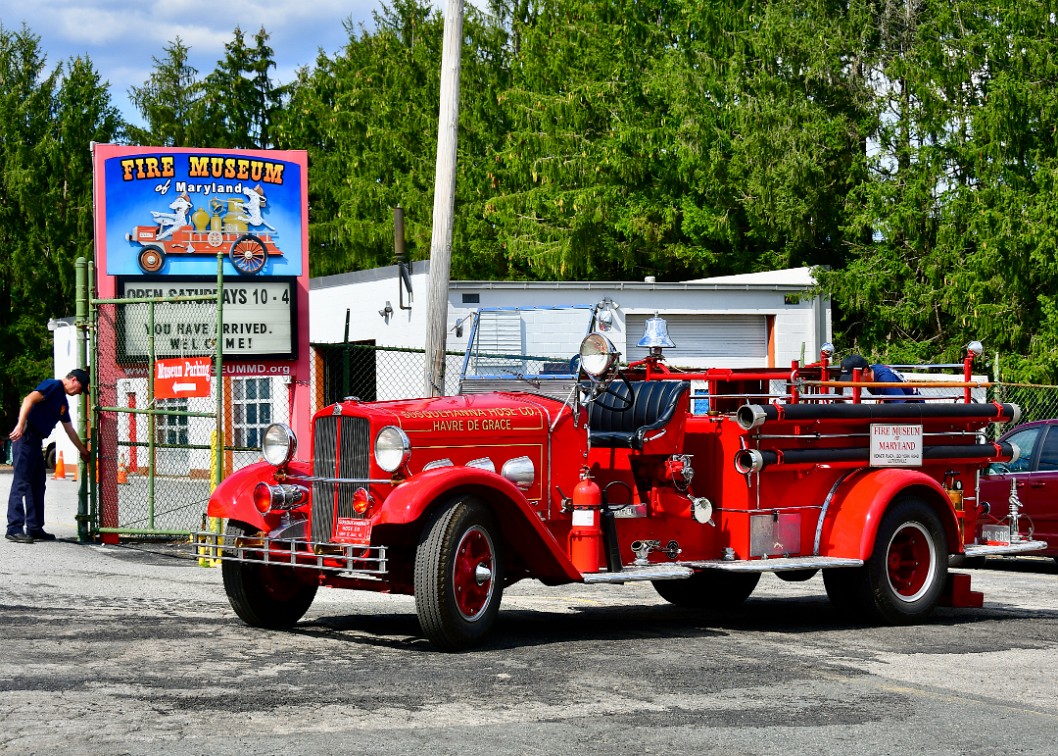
568,467,603,574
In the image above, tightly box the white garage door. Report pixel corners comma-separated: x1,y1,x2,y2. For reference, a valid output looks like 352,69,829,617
624,314,768,363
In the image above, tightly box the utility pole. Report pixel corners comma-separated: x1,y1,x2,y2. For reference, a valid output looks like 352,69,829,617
423,0,464,397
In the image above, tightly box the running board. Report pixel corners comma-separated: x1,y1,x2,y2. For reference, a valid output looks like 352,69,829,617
963,540,1047,558
582,565,692,584
684,556,864,572
580,556,864,583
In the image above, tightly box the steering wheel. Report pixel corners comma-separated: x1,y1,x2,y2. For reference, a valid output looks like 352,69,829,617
594,373,635,411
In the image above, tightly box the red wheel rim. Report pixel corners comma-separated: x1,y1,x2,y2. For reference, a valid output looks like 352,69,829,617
453,525,495,621
885,522,935,602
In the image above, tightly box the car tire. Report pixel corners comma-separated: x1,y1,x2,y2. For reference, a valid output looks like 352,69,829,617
221,521,318,629
652,571,760,609
414,497,504,650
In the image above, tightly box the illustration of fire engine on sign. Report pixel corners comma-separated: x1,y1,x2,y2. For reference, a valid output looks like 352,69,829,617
125,184,282,275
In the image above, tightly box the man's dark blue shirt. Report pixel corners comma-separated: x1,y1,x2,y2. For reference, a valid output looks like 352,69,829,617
25,378,71,437
870,364,921,403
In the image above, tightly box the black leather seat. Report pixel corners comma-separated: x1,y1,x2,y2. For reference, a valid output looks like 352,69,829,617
587,380,690,450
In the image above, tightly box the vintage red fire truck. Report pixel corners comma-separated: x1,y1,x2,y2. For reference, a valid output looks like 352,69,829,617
199,306,1044,649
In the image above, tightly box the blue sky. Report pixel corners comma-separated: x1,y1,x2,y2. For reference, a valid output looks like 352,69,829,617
0,0,382,124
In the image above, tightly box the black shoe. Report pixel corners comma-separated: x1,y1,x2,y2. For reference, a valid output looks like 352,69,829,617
5,533,34,544
27,530,56,542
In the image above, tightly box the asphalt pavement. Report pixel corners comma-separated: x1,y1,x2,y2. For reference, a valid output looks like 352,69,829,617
2,468,1058,756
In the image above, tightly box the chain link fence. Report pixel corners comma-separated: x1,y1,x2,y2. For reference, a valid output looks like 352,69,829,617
311,343,465,408
93,297,292,537
991,383,1058,432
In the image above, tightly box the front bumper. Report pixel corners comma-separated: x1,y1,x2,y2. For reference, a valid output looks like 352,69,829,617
192,530,389,580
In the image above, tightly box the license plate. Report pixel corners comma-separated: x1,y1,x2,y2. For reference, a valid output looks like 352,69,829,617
334,518,372,545
981,524,1010,545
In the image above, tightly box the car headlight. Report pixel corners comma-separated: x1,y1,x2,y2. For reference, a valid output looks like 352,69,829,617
375,426,411,472
579,333,619,380
261,423,297,466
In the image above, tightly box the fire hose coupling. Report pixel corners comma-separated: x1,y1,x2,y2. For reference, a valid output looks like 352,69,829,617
691,497,714,525
664,454,694,485
630,539,682,565
734,448,766,475
736,404,769,431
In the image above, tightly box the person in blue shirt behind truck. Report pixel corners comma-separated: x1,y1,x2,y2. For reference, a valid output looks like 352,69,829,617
5,369,91,544
839,354,922,403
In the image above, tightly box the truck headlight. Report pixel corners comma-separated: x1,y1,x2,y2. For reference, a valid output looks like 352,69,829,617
261,423,297,466
375,426,411,472
579,333,619,380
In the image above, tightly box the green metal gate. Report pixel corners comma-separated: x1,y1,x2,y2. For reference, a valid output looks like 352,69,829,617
85,283,295,539
90,291,222,537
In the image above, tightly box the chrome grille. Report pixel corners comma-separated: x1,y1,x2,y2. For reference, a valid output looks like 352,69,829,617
311,415,371,542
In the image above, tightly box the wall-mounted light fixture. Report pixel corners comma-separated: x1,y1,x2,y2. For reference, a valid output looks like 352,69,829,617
379,301,394,323
452,314,473,338
595,297,619,331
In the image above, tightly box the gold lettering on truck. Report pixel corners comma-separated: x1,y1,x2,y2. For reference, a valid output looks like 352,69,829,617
403,407,542,432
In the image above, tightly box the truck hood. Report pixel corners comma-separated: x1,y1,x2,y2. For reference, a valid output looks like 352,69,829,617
326,391,572,435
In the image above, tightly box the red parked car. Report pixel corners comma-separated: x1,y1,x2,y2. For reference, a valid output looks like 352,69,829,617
978,419,1058,561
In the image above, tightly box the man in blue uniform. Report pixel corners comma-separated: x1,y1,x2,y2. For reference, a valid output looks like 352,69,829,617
6,369,91,544
839,354,921,402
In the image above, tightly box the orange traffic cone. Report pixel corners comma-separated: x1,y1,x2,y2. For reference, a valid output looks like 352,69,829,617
72,461,78,482
53,451,66,480
116,460,128,485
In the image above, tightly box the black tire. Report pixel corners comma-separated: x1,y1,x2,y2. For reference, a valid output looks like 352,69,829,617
949,554,986,569
826,497,948,624
776,568,819,583
652,571,760,609
414,497,504,650
822,568,863,616
221,521,318,629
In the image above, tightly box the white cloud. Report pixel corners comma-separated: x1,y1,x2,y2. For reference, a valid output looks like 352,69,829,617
0,0,380,122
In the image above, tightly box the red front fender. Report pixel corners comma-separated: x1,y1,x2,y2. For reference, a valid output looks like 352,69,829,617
207,460,311,531
379,467,581,583
818,468,957,559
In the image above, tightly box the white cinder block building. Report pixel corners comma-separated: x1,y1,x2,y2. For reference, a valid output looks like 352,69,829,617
309,263,831,399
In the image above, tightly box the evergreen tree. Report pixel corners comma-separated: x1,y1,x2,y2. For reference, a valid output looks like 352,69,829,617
199,27,284,148
274,0,508,277
127,38,201,146
0,25,121,425
817,1,1058,375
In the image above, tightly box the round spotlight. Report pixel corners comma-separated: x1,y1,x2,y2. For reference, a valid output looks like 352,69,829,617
579,333,619,380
